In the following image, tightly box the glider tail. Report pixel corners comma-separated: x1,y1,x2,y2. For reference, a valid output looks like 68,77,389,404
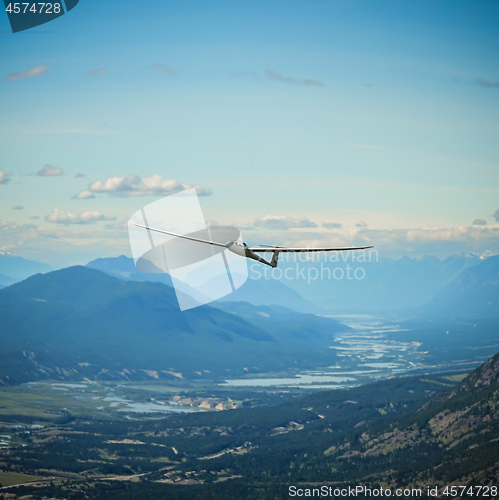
270,251,279,268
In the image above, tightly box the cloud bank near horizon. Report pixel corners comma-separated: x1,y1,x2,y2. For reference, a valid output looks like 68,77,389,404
45,208,115,225
2,215,498,264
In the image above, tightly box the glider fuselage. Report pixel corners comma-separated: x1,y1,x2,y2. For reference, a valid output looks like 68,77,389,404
226,240,278,268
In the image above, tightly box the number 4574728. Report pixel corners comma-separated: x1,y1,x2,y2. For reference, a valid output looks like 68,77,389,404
5,3,62,14
442,485,498,496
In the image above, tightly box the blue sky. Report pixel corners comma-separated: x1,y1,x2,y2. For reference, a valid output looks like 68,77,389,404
0,0,498,266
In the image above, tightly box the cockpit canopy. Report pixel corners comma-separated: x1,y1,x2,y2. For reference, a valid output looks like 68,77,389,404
226,240,248,256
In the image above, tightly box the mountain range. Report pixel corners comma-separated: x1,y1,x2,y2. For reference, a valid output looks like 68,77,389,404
369,255,499,368
86,255,321,313
423,253,499,319
0,266,347,385
86,253,495,315
0,251,493,315
275,252,484,312
0,252,498,386
0,252,53,282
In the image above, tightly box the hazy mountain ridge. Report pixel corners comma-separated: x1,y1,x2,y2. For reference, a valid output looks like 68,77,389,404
1,252,497,388
0,252,53,281
0,266,343,385
85,253,490,315
214,275,323,314
276,252,483,313
1,251,490,315
0,273,17,288
87,255,174,286
374,255,499,367
213,301,350,341
87,255,321,314
423,254,499,318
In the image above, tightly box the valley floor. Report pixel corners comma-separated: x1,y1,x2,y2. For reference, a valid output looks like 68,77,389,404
0,369,477,500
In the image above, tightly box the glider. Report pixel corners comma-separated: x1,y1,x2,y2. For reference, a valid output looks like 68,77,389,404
130,222,373,268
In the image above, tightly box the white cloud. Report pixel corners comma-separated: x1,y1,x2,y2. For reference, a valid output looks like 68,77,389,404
79,211,114,222
253,215,318,230
0,169,10,184
45,209,115,225
0,221,129,264
1,218,498,269
234,220,499,259
266,69,324,86
85,174,211,197
85,68,107,77
355,225,499,257
0,244,16,251
6,65,49,81
323,222,342,229
72,190,95,199
36,164,63,176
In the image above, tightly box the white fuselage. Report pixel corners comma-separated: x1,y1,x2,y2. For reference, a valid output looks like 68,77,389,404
226,241,277,267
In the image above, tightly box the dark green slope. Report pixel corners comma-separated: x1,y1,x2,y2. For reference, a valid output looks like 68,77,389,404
138,352,499,494
339,351,499,488
0,266,341,384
